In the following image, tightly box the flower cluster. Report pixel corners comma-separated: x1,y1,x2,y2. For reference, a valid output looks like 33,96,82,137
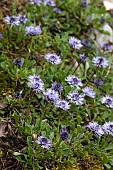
67,91,85,105
43,88,59,103
4,14,28,26
29,0,56,6
14,92,22,98
81,0,88,7
13,58,24,67
29,0,41,6
65,75,83,89
51,82,63,93
86,122,104,137
92,56,108,68
36,136,51,149
101,95,113,108
102,43,112,51
82,87,95,98
44,0,56,6
102,122,113,136
68,37,83,50
28,74,44,92
79,54,88,62
53,7,62,14
87,121,113,137
60,128,69,140
55,99,70,110
45,53,61,64
25,26,42,35
94,79,103,86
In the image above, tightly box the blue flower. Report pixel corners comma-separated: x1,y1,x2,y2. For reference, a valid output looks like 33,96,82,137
94,79,103,86
29,0,42,6
100,17,105,24
60,128,69,140
53,8,62,14
51,82,63,93
43,88,59,103
54,99,70,110
82,87,95,98
25,26,42,35
81,39,91,47
45,53,61,64
28,75,44,92
14,92,22,98
36,136,51,149
44,0,56,6
0,33,2,39
17,14,28,23
65,75,83,89
68,37,83,50
67,91,85,105
13,58,24,67
81,0,88,7
92,56,108,68
101,95,113,108
4,16,20,26
102,43,112,51
79,54,88,62
87,122,104,137
102,122,113,136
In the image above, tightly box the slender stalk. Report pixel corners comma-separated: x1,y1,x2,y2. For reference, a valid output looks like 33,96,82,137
56,112,61,139
25,36,34,68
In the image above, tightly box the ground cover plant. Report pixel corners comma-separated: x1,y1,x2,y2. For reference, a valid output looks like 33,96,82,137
1,0,113,169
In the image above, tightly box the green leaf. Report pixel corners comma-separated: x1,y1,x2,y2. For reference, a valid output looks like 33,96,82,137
104,164,111,169
13,152,22,156
76,115,82,125
27,136,32,146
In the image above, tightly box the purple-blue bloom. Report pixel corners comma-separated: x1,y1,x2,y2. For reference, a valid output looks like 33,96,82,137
65,75,83,89
25,26,42,35
100,17,105,24
51,82,63,93
17,14,28,23
36,136,51,149
0,33,2,39
101,95,113,108
29,0,41,6
81,39,91,47
68,37,83,50
14,91,22,98
4,16,20,26
102,43,112,51
81,0,88,7
60,128,69,140
82,87,95,98
45,53,61,64
92,56,108,68
102,122,113,136
94,79,103,86
53,8,62,14
44,0,56,6
67,91,85,105
43,88,59,103
54,99,70,110
28,74,44,92
13,58,24,67
79,54,88,62
87,122,104,137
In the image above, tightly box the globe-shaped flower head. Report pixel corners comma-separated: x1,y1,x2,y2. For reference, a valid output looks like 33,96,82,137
36,136,51,149
60,128,69,140
45,53,61,64
25,26,42,35
68,37,83,50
